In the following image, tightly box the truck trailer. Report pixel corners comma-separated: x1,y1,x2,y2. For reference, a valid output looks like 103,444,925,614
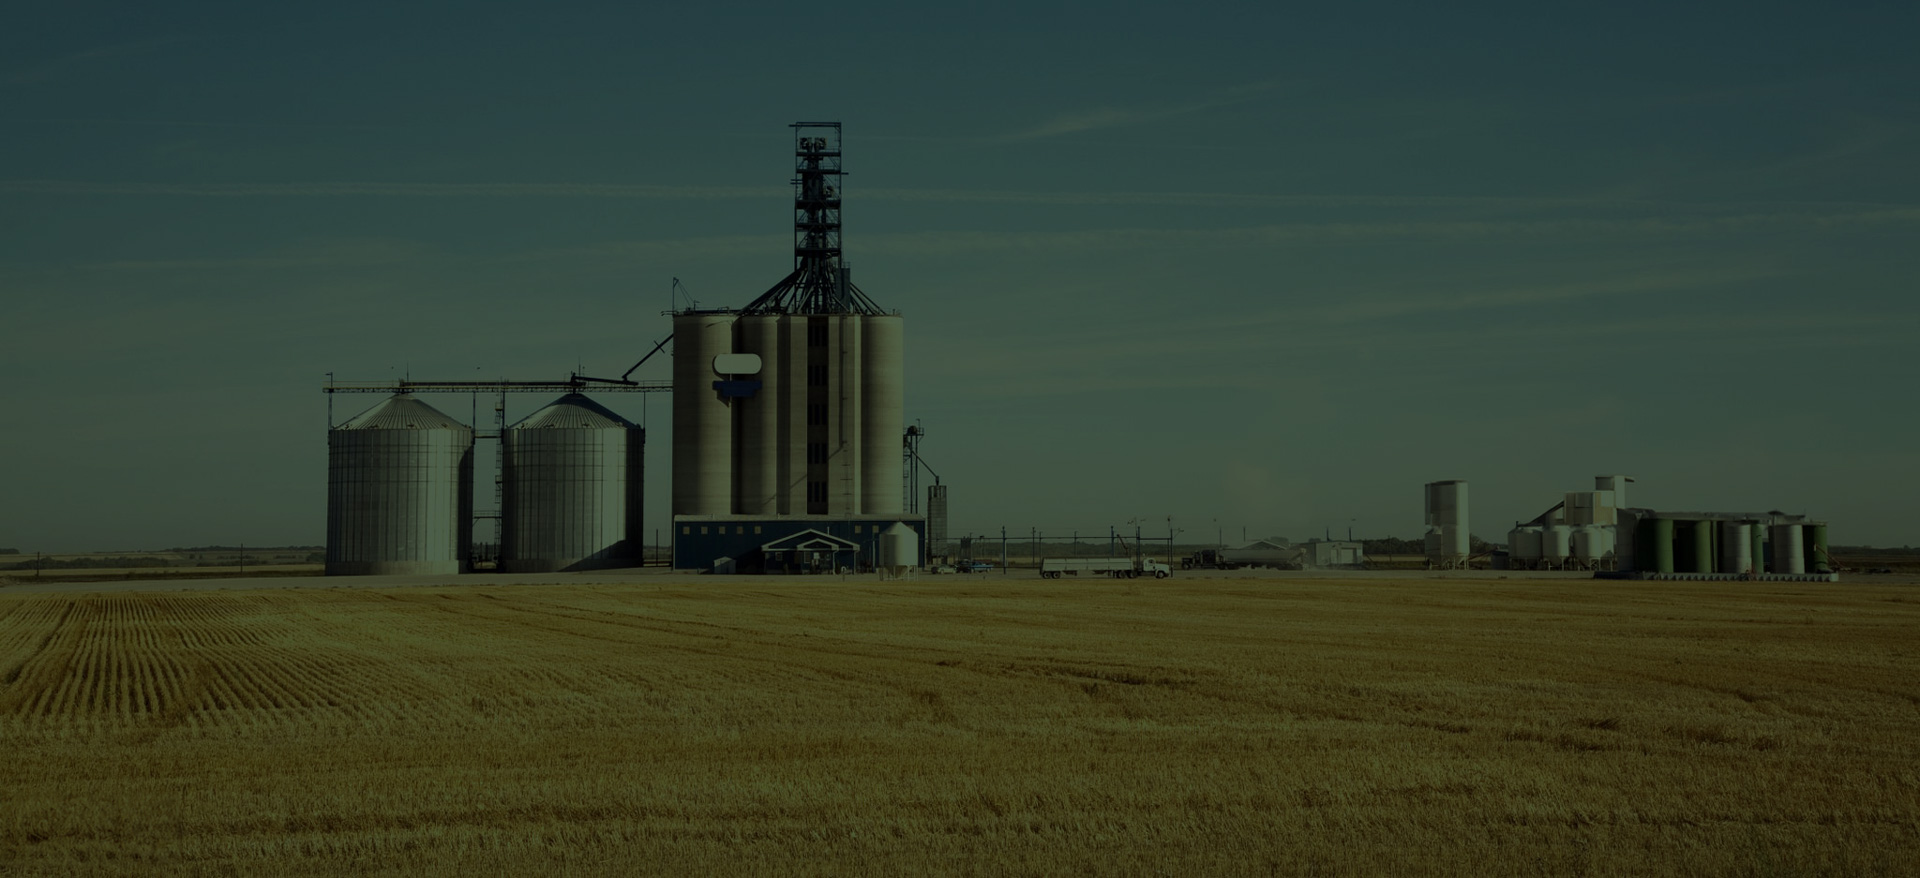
1039,557,1172,579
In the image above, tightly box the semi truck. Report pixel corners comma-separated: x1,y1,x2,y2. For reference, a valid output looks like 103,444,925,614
1039,557,1172,579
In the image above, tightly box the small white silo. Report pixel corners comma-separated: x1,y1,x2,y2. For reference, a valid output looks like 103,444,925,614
878,521,919,575
1508,525,1543,568
500,393,643,573
326,394,473,575
1543,524,1573,567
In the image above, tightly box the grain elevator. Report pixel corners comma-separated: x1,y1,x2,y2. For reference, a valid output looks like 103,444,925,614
670,122,923,572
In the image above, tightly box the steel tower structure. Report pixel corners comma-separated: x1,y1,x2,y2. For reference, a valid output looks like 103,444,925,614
742,122,884,315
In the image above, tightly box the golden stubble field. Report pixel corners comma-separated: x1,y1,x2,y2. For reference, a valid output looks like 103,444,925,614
2,575,1916,876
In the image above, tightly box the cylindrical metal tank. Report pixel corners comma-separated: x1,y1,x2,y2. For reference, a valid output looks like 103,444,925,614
860,314,904,515
1686,519,1714,574
1423,480,1470,564
1719,521,1753,574
1650,517,1675,573
1543,525,1572,566
736,315,783,516
1751,526,1767,574
1805,524,1829,573
1507,526,1543,567
878,521,919,574
1772,524,1805,574
672,311,736,515
1573,525,1607,565
326,394,473,575
500,394,642,573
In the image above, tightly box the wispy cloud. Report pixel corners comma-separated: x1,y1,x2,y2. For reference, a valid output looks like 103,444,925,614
12,178,1911,217
998,81,1287,142
2,36,208,86
0,180,783,199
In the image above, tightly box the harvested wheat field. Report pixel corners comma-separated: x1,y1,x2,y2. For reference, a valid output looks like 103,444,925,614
2,575,1917,875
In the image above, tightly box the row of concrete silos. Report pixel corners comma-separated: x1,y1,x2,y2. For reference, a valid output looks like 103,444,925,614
673,310,903,518
325,393,642,575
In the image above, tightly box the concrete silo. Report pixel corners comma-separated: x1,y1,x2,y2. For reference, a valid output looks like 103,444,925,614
860,314,904,515
326,394,473,575
500,393,643,573
672,311,737,516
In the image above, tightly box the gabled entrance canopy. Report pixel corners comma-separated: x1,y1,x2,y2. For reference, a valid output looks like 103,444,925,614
761,529,860,553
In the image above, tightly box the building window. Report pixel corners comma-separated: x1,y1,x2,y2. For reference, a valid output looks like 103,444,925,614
854,525,862,534
737,526,745,535
754,526,762,534
682,526,690,535
701,527,709,535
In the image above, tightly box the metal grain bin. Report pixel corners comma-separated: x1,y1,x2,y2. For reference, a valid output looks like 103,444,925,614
500,393,643,573
327,394,474,575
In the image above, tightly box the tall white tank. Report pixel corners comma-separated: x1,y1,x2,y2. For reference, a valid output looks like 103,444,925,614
500,394,642,573
326,394,473,575
1719,521,1753,574
1771,524,1805,574
1543,525,1573,565
735,315,783,516
778,316,810,514
1424,480,1470,563
672,311,736,515
860,314,904,514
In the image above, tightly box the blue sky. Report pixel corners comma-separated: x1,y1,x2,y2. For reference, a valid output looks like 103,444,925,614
3,2,1917,552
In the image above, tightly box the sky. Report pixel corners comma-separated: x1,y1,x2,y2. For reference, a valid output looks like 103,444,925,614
3,1,1917,552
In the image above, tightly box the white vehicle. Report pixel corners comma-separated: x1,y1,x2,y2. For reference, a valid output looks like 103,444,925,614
1039,557,1171,579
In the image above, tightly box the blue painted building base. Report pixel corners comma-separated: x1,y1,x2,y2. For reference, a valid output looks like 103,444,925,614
672,515,928,574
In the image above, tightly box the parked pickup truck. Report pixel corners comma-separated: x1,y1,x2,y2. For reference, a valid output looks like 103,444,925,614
958,560,994,573
1039,557,1172,579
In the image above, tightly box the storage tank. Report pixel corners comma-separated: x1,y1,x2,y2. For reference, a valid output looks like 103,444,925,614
1804,524,1830,573
1572,525,1601,565
860,314,904,515
500,394,643,573
1423,480,1470,566
326,394,473,575
1719,521,1753,575
1686,519,1714,574
1771,523,1805,574
1543,525,1572,567
1507,525,1543,568
878,521,919,575
672,311,737,515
